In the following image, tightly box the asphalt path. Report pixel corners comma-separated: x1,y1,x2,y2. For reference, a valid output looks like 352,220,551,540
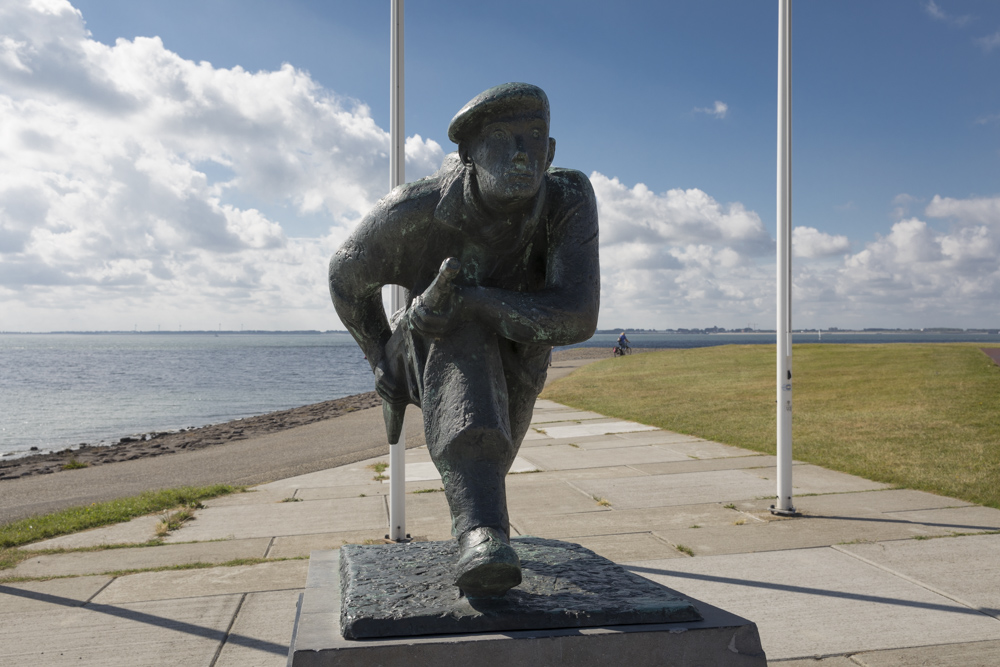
0,358,599,525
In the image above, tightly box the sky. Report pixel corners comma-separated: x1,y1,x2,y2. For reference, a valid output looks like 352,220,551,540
1,0,998,332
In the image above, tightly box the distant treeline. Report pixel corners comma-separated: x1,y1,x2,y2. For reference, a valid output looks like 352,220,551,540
597,327,999,335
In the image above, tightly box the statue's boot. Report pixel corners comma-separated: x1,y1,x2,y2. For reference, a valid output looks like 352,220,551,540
455,526,521,597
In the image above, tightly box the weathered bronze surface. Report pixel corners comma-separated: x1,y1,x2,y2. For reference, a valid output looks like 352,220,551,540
339,537,701,640
329,82,600,597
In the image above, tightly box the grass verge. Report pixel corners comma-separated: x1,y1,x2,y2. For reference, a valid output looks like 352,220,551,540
0,485,241,549
542,343,1000,508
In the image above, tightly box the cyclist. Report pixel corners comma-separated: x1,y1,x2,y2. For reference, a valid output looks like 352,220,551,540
614,332,631,356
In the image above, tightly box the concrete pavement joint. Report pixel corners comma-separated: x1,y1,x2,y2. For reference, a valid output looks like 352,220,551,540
208,592,246,667
831,543,1000,622
84,575,115,603
626,558,993,619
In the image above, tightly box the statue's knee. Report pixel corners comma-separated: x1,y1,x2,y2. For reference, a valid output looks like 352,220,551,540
432,427,512,464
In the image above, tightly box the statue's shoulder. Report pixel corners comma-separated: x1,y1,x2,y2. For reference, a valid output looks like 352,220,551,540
381,153,462,216
545,167,596,202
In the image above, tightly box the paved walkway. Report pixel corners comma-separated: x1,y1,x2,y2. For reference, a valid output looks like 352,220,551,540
3,364,1000,664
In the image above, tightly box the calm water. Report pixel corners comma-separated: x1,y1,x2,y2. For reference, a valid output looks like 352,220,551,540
2,330,997,457
0,333,373,457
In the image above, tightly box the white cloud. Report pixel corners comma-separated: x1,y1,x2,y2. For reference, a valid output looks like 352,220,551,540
924,1,973,27
591,173,773,327
808,201,1000,326
792,227,850,258
977,30,1000,52
693,100,728,119
591,180,1000,329
925,194,1000,226
0,0,444,331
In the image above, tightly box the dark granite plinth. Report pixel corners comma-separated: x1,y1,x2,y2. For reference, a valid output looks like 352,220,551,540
339,537,701,639
288,549,767,666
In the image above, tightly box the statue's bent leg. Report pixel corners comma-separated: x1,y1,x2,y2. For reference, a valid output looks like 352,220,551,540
420,323,522,596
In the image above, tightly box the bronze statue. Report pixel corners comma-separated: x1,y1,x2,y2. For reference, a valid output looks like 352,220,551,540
329,83,599,597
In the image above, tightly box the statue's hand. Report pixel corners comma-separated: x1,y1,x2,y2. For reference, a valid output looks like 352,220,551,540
407,288,460,337
374,358,408,405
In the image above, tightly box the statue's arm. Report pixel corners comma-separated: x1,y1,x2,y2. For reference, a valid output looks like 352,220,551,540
328,204,399,373
462,171,600,346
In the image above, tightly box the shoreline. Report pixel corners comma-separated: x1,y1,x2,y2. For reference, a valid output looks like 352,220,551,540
0,346,624,482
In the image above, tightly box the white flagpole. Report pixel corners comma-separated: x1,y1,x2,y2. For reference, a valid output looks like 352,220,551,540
773,0,797,516
388,0,407,541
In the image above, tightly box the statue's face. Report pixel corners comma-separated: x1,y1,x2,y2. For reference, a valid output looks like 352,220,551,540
467,112,550,210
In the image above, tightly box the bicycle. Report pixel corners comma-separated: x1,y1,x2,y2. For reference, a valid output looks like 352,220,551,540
613,342,631,357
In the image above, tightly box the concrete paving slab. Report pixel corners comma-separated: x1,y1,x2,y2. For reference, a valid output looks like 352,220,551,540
838,533,1000,619
294,478,454,501
0,575,111,613
533,399,570,410
12,537,271,578
253,451,402,492
654,513,954,557
535,420,659,439
379,455,538,483
542,464,649,480
521,428,550,441
518,443,691,471
400,490,451,522
505,478,611,516
738,464,892,495
395,515,457,542
852,639,1000,666
202,489,297,507
25,515,161,550
626,547,1000,661
294,483,388,500
530,409,607,424
0,593,240,666
510,504,739,540
521,432,658,451
569,532,687,562
660,440,766,460
215,589,301,667
95,559,309,604
882,505,1000,534
267,530,410,559
735,489,972,517
777,658,857,666
573,469,778,509
631,455,777,476
613,430,711,446
163,496,386,542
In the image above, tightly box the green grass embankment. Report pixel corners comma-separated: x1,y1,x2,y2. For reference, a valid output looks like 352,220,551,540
0,485,241,549
542,344,1000,508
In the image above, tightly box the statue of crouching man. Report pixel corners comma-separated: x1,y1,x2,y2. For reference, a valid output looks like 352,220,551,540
329,83,599,598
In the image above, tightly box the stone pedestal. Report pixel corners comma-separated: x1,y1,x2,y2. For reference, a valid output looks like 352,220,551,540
288,541,767,666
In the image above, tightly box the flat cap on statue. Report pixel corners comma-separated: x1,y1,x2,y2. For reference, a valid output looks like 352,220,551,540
447,82,550,144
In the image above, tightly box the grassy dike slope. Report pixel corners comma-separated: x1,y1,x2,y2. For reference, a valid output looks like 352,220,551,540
542,344,1000,509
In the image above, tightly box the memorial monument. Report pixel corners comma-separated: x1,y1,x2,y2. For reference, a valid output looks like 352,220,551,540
329,82,600,598
292,83,765,665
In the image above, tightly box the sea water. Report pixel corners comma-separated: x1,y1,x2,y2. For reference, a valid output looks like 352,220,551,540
2,330,996,457
0,333,373,457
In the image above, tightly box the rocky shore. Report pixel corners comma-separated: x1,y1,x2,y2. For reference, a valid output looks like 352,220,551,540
0,346,631,482
0,392,383,481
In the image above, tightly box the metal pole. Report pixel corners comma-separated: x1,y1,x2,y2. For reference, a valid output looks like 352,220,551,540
388,0,407,540
773,0,797,516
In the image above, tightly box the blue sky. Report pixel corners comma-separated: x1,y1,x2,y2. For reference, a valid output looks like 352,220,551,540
2,0,999,331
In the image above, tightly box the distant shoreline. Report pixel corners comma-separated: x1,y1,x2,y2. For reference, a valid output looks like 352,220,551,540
3,328,998,335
